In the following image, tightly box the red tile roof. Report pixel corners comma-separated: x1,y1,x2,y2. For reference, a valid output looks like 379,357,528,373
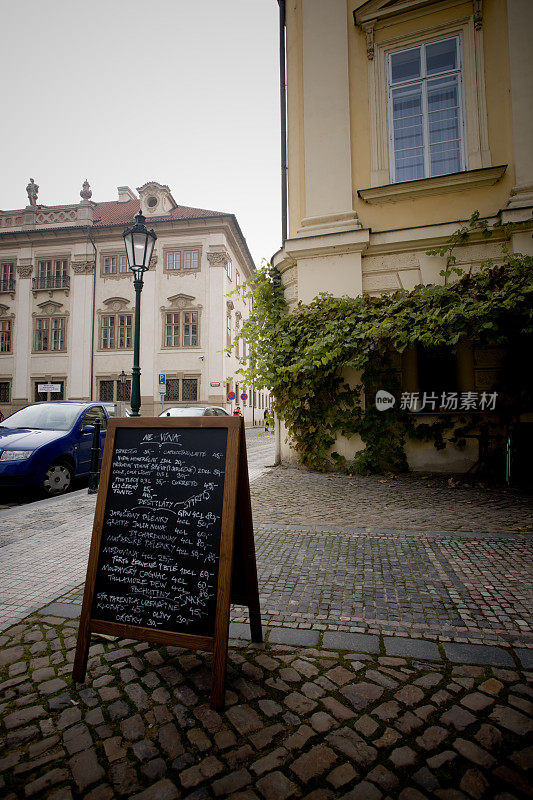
92,199,228,227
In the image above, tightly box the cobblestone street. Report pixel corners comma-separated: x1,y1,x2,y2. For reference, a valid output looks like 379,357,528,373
0,446,532,798
1,614,532,800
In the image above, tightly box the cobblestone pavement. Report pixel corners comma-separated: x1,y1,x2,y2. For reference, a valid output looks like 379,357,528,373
1,610,532,800
1,452,532,797
252,467,533,533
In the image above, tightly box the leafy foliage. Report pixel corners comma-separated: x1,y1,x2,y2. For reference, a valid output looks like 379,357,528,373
236,217,533,473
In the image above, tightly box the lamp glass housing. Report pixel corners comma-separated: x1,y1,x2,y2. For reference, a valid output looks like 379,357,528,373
123,212,157,273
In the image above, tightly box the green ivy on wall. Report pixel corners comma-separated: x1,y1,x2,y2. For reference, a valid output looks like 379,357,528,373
235,215,533,474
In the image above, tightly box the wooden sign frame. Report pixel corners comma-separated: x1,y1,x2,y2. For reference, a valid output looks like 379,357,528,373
73,416,262,709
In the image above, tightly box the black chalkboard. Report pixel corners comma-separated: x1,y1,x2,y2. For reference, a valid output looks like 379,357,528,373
73,416,262,709
91,426,228,637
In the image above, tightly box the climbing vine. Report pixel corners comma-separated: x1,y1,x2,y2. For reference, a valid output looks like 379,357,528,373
235,215,533,474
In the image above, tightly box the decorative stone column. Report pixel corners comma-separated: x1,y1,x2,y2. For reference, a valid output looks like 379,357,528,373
70,260,95,400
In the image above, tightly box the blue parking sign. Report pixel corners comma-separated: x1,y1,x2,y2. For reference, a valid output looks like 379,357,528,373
158,373,166,386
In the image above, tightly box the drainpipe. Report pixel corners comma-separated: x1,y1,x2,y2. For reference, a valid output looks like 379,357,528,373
279,0,288,244
275,0,287,466
86,227,97,401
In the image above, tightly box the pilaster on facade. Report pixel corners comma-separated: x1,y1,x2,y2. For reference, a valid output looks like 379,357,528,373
301,0,358,237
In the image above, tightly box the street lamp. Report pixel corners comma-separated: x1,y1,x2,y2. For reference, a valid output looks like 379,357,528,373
118,369,127,417
123,211,157,416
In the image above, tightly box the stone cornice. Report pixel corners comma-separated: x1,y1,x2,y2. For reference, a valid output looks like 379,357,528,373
358,166,507,204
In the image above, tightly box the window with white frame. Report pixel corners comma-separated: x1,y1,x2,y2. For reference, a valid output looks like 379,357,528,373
388,36,465,183
165,249,200,271
103,255,129,275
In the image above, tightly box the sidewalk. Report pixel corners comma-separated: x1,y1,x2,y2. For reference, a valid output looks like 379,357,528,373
1,466,532,799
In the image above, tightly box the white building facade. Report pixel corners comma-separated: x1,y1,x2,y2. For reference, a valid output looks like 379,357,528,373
0,180,269,423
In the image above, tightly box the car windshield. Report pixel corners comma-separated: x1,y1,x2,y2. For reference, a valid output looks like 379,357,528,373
1,404,83,431
161,407,206,417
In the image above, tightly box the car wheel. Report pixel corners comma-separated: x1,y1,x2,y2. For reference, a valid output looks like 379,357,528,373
43,461,73,496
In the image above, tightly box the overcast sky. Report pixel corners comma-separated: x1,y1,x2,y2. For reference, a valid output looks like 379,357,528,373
0,0,281,266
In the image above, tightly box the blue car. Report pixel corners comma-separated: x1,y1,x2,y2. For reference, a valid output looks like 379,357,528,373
0,401,108,496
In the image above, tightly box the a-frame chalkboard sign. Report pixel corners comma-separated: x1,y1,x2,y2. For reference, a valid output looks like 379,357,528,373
73,416,262,709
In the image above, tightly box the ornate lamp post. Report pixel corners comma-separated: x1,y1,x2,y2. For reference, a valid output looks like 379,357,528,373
123,212,157,416
118,369,128,417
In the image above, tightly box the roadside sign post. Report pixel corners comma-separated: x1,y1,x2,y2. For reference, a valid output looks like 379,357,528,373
158,373,166,413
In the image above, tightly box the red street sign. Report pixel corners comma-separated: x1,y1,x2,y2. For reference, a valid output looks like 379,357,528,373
210,382,221,387
227,391,236,400
240,393,248,401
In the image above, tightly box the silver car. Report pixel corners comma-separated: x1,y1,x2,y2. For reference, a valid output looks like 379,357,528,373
158,405,229,418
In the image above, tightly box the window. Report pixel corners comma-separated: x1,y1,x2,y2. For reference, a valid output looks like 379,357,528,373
236,272,241,289
165,379,180,401
226,316,232,348
164,311,199,347
165,248,200,271
165,313,180,347
0,262,14,292
81,406,107,430
117,379,131,402
34,260,69,290
183,312,198,346
182,378,198,401
101,314,132,349
0,320,12,352
103,255,129,275
183,250,199,270
164,378,199,402
388,36,465,183
99,380,114,402
34,317,66,352
98,378,131,402
0,381,10,402
34,381,64,401
226,259,232,281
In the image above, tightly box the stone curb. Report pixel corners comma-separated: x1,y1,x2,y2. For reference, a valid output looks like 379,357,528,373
36,603,531,670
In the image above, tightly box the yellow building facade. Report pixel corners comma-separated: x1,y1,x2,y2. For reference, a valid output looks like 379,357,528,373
273,0,533,471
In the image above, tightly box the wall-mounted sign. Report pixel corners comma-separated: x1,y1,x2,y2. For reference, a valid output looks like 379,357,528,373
210,382,221,387
38,383,61,393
